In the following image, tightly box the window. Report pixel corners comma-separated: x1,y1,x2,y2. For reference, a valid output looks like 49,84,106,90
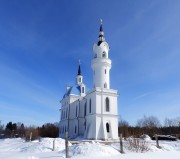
89,99,91,113
104,83,107,88
84,102,87,116
79,78,81,82
94,54,97,58
84,121,86,130
82,87,84,93
76,106,78,117
106,123,110,133
105,69,106,74
75,126,77,134
105,97,110,112
102,51,106,58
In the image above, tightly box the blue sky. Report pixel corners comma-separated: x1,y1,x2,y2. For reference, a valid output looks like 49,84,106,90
0,0,180,126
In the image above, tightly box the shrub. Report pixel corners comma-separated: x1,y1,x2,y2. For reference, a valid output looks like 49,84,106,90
127,137,150,153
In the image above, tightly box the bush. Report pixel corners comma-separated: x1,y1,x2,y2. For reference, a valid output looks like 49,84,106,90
127,137,150,153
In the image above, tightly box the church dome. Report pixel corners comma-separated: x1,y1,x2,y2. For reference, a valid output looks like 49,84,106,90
63,85,81,98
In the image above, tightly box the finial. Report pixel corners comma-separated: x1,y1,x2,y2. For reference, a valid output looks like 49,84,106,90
100,19,102,25
99,19,103,32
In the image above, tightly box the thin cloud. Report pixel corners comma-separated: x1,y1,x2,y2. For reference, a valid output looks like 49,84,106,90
133,92,153,101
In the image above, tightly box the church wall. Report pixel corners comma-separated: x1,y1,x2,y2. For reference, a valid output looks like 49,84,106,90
96,93,102,114
69,100,79,119
78,118,85,136
78,98,86,118
102,116,119,139
69,119,78,138
81,92,97,139
78,98,86,135
59,97,70,138
85,92,96,115
59,120,68,138
68,99,79,138
94,89,118,115
102,94,118,115
95,115,118,140
96,116,104,139
84,114,96,139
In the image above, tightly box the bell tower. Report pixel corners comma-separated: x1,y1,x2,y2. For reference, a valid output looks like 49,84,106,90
76,60,86,96
91,19,111,89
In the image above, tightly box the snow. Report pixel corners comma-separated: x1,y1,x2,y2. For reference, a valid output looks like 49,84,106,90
0,137,179,159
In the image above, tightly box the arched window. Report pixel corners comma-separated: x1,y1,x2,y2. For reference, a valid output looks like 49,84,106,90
105,69,106,74
104,83,107,88
105,97,110,112
89,99,91,113
94,54,97,58
75,126,77,134
106,123,110,133
82,87,84,93
84,121,86,130
76,106,77,117
84,102,87,116
102,51,106,58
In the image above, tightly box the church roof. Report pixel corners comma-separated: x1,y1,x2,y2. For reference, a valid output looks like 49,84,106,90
63,85,81,98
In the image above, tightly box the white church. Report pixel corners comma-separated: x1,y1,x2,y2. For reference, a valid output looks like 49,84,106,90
59,20,119,140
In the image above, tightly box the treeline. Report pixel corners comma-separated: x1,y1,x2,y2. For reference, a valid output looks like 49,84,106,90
119,116,180,139
0,121,59,140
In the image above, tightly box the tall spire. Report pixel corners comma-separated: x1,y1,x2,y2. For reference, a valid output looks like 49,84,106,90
98,19,105,46
77,60,81,75
100,19,103,32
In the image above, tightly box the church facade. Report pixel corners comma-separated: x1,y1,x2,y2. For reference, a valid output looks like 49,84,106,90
59,20,119,140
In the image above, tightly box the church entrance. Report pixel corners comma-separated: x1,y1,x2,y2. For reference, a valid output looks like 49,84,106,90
106,122,111,138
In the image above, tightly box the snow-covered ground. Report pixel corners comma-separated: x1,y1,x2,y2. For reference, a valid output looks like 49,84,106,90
0,137,179,159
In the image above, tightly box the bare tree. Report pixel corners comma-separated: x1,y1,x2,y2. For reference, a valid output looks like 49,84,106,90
0,120,4,132
136,115,161,137
164,118,174,127
119,119,129,138
164,117,180,127
137,115,161,128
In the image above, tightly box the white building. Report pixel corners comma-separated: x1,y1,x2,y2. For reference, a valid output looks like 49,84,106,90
59,20,119,140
